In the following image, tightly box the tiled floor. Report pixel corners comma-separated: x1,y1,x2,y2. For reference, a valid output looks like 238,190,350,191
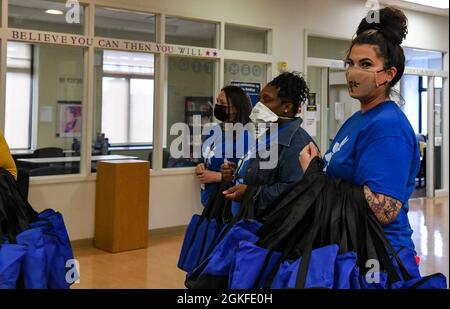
72,197,449,289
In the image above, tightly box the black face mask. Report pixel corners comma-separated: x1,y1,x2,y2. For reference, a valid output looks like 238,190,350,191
214,105,229,122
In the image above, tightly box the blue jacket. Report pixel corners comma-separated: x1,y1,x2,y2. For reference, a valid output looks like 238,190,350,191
242,117,315,215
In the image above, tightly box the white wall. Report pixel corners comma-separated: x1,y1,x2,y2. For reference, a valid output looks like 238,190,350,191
304,0,449,53
28,0,449,240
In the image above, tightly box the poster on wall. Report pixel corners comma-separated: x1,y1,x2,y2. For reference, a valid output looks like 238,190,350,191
230,81,261,106
304,93,318,137
56,101,82,137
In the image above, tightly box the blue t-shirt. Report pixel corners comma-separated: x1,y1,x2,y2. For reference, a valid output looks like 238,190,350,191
323,101,420,251
200,124,249,206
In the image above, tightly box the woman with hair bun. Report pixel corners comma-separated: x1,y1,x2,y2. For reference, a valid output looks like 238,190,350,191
300,7,420,256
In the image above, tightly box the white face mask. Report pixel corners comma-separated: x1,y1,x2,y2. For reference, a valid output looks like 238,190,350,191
249,102,295,124
249,102,278,123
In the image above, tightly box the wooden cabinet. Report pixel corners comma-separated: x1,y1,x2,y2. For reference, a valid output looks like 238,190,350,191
95,160,150,253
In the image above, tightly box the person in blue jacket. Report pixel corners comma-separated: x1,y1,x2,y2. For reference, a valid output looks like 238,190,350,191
300,8,420,257
195,86,252,207
221,72,315,216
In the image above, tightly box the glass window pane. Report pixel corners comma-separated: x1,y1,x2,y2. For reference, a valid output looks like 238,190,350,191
101,77,129,144
434,77,443,190
6,42,33,150
400,75,421,134
225,25,268,53
421,91,427,135
328,68,360,146
7,41,32,68
165,57,216,168
95,7,156,42
103,50,154,75
93,49,155,171
224,60,267,106
9,0,84,34
165,17,216,48
130,79,154,144
5,71,31,149
9,42,85,177
307,36,351,60
404,47,443,70
422,76,428,89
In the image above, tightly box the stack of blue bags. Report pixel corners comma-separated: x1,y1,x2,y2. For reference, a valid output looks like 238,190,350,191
0,169,78,289
183,158,447,289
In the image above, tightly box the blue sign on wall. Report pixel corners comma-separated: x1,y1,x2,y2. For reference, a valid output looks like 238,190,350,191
230,81,261,106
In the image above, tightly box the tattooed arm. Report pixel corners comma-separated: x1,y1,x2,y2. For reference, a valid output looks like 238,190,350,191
363,185,402,226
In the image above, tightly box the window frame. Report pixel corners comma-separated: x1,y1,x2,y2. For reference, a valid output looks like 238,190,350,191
101,73,155,147
5,42,33,150
0,1,274,181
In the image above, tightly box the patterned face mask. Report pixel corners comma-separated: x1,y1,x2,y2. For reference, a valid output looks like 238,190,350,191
346,66,388,100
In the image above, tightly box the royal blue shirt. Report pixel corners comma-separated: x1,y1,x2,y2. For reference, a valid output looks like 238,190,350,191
200,124,249,207
323,101,420,252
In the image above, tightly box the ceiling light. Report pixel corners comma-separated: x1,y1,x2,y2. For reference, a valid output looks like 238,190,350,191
402,0,449,9
45,9,64,15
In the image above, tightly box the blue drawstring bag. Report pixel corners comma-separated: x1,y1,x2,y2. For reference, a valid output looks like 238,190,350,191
29,221,57,288
36,209,77,288
0,238,27,289
271,244,339,289
38,209,74,263
390,273,447,289
186,219,262,289
333,251,361,289
178,183,232,273
15,226,47,289
178,217,221,272
359,213,447,290
29,219,70,289
392,247,421,279
229,240,282,289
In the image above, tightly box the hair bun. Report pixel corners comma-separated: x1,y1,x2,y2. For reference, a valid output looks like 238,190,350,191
356,7,408,45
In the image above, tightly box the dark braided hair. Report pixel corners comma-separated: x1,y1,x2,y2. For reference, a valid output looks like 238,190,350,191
347,7,408,96
268,71,310,116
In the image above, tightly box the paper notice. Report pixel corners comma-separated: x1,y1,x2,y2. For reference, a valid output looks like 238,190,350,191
335,102,344,121
40,106,53,123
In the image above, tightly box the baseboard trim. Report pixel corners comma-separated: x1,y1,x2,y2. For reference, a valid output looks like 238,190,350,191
71,238,94,249
148,225,187,239
70,225,188,248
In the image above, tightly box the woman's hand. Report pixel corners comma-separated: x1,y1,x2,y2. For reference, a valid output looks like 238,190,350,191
195,163,206,175
299,142,321,172
197,169,222,184
223,184,247,202
220,160,236,182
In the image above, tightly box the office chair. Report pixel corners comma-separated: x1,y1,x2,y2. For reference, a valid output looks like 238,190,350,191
33,147,64,158
29,166,79,177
